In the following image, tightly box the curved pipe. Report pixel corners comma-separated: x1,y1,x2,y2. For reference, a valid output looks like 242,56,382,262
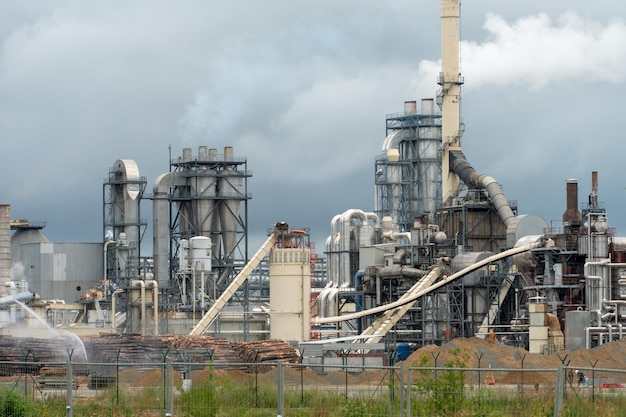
340,209,368,287
153,172,181,287
449,151,515,227
382,129,413,153
111,289,124,330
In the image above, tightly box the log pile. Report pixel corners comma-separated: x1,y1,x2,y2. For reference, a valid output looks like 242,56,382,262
83,333,168,365
0,335,85,375
0,333,301,376
236,339,300,372
82,333,169,377
160,335,240,362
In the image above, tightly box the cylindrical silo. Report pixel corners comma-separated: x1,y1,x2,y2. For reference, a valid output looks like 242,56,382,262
191,146,217,238
218,146,242,265
209,148,222,259
269,242,311,342
418,125,440,218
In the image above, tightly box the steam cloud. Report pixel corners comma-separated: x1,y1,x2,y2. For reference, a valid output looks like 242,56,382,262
411,12,626,97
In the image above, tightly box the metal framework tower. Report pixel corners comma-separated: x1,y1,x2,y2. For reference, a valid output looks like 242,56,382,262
375,101,443,232
167,147,251,322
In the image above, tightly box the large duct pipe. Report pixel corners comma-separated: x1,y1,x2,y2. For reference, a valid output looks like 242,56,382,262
111,160,141,252
326,214,342,286
153,172,183,287
449,150,515,227
340,209,368,287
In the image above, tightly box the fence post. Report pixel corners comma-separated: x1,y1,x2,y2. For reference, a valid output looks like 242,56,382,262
553,365,565,417
475,352,483,389
588,359,598,402
407,367,411,417
277,362,284,417
399,366,404,417
165,360,174,417
520,353,526,400
66,357,73,417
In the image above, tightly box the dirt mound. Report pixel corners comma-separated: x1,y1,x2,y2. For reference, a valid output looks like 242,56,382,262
400,337,626,385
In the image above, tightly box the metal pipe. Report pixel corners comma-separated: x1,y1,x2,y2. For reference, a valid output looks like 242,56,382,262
110,289,124,330
103,240,116,301
145,280,159,336
131,280,146,336
449,151,515,227
314,240,542,325
585,327,607,349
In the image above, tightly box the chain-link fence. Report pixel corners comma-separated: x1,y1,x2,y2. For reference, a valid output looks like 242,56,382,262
0,358,625,416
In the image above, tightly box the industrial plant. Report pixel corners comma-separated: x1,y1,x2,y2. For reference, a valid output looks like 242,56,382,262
3,0,625,364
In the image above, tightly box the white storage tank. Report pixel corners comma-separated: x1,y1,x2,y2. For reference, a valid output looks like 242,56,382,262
189,236,212,272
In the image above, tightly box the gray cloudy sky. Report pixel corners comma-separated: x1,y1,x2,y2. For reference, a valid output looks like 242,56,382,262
2,1,626,254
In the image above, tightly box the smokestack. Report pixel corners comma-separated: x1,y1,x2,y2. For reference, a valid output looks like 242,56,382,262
440,0,463,204
589,171,599,208
404,101,417,115
0,205,10,296
563,179,582,232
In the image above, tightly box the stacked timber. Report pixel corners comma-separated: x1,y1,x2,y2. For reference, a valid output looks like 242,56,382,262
36,366,78,389
0,335,87,376
237,339,300,372
82,333,169,377
160,335,241,363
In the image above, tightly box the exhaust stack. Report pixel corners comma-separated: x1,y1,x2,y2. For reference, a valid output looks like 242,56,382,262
0,205,10,296
439,0,464,204
563,179,582,233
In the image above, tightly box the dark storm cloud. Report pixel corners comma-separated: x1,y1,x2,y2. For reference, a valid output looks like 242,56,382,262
1,1,626,253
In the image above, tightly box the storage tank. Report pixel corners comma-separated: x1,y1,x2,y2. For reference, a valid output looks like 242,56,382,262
269,235,311,342
189,236,212,272
192,146,218,238
218,147,242,266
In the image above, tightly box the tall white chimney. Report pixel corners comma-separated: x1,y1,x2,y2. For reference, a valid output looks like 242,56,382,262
439,0,464,204
0,205,10,296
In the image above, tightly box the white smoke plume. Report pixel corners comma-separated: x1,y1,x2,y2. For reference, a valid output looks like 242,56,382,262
411,12,626,97
10,262,25,281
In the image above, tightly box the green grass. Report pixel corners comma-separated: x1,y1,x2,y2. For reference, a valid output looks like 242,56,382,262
0,373,626,416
